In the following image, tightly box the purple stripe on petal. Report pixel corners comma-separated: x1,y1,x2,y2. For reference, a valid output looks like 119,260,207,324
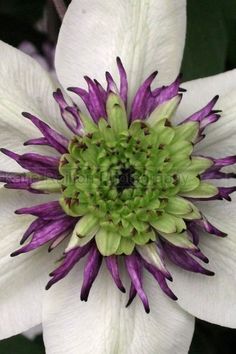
106,71,118,93
156,75,182,105
22,112,69,154
20,218,48,244
192,218,227,237
0,170,43,193
142,259,177,301
214,156,236,167
0,171,32,184
200,113,220,131
94,79,107,103
130,71,158,121
117,57,128,106
24,137,50,147
188,248,209,263
80,245,102,301
20,153,59,177
68,86,99,123
162,242,214,276
208,186,236,201
125,253,150,313
84,76,107,121
126,282,137,308
201,170,236,180
46,243,91,289
4,182,44,194
182,96,219,131
187,222,200,245
15,201,65,220
105,256,126,293
201,156,236,180
11,217,75,256
1,149,60,179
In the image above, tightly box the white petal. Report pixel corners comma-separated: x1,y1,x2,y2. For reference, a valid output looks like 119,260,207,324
43,265,194,354
0,40,69,137
169,195,236,327
56,0,186,100
179,69,236,118
0,188,61,338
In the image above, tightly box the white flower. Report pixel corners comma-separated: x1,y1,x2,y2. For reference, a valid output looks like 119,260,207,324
0,1,236,354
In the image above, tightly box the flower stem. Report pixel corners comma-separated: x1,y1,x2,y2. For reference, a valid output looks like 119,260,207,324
51,0,67,20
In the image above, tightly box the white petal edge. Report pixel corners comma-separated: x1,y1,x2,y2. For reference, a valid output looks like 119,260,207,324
0,40,70,137
56,0,186,100
0,188,61,339
169,195,236,327
43,265,194,354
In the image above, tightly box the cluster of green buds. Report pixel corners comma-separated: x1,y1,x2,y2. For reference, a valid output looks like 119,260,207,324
56,94,215,256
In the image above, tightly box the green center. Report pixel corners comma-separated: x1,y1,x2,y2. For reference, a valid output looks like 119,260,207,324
57,94,216,256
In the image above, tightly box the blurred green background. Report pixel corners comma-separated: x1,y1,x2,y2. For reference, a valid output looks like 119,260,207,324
0,0,236,353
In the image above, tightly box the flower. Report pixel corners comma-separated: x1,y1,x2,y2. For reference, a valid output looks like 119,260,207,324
1,1,236,353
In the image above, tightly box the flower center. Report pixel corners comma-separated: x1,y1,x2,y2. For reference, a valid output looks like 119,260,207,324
117,167,135,192
58,93,215,257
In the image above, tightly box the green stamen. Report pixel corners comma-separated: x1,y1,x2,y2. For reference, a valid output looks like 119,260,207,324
58,93,218,256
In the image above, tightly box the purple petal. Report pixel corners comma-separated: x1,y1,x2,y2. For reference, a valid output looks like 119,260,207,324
94,79,107,103
117,57,128,106
125,253,150,313
22,112,69,154
209,187,236,201
1,149,60,179
84,76,107,121
187,222,200,245
53,89,82,135
188,248,209,263
193,218,227,237
162,242,214,276
46,243,91,289
106,71,118,93
201,170,236,180
130,71,158,121
105,256,126,293
182,96,219,131
156,75,182,105
20,218,49,244
126,282,137,308
0,170,43,193
11,217,75,255
214,156,236,167
24,137,50,147
200,113,220,131
15,201,65,220
80,245,102,301
142,259,177,301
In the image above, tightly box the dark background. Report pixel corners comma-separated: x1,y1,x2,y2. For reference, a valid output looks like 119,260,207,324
0,0,236,353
